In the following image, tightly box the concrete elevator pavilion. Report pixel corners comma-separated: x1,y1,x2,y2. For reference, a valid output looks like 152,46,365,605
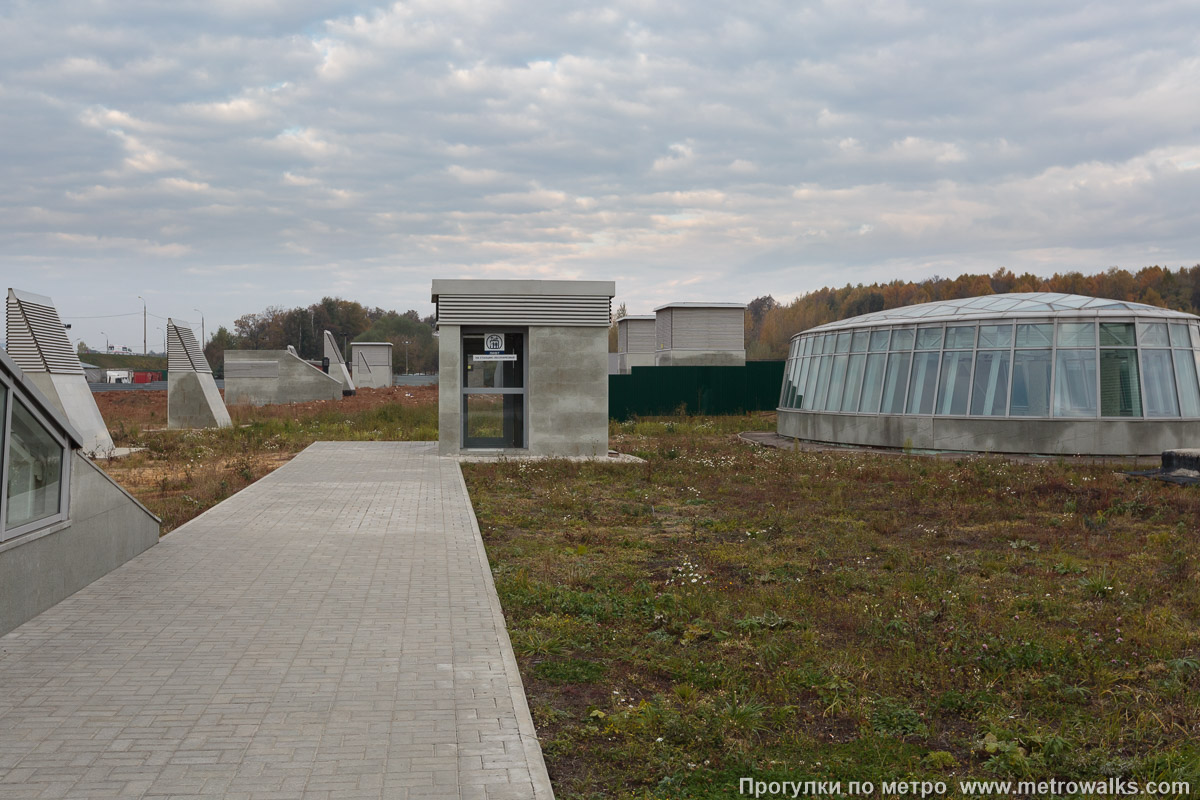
433,279,615,457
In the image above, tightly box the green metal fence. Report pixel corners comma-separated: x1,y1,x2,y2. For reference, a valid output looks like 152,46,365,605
609,361,785,419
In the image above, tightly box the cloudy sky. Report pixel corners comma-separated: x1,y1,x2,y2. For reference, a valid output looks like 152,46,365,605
2,0,1198,351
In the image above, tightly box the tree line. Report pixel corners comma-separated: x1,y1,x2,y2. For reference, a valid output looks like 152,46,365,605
741,265,1200,360
203,297,437,377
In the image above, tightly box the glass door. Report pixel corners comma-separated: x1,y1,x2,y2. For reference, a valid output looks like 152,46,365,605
462,330,526,448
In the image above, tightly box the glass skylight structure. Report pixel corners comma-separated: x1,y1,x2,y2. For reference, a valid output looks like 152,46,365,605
777,293,1200,455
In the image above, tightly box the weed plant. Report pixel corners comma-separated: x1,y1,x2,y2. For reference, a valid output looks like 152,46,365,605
464,414,1200,798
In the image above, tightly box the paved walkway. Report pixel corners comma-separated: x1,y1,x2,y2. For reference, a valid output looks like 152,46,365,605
0,442,552,800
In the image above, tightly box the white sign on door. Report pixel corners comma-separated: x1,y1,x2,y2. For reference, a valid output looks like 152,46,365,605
484,333,505,352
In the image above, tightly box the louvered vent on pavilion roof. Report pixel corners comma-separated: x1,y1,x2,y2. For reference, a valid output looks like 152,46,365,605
6,288,84,376
167,319,211,374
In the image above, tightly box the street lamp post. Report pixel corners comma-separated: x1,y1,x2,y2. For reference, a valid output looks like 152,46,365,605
100,331,109,353
193,309,205,347
137,295,147,355
156,326,165,356
402,340,411,374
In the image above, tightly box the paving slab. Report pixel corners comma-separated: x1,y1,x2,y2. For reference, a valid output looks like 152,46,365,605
0,441,552,800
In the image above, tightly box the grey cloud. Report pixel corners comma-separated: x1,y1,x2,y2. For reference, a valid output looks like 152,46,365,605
1,0,1199,346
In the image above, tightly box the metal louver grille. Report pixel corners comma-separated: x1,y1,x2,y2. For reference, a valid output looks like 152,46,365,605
6,289,84,375
167,319,211,374
435,295,612,326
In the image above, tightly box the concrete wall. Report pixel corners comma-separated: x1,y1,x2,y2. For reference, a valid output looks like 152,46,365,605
777,408,1200,456
24,372,115,456
438,325,609,457
437,325,463,454
0,452,159,636
619,352,656,373
168,371,232,429
527,325,609,457
656,349,747,367
224,350,343,407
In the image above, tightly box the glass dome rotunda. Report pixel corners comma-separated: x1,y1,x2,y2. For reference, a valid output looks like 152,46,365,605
777,293,1200,455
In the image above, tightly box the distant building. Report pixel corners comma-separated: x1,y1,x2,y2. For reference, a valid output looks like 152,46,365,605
432,279,614,457
351,342,393,389
616,315,656,374
654,302,747,367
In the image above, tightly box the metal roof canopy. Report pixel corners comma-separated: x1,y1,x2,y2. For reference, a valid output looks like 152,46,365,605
653,302,746,311
432,279,615,328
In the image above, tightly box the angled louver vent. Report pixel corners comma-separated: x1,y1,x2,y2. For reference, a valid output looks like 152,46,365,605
6,288,84,375
167,319,211,374
435,294,612,326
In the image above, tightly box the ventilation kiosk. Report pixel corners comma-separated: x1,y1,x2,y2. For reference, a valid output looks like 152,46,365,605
432,279,615,456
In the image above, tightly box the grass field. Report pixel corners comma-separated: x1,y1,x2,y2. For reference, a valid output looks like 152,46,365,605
94,394,1200,797
462,416,1200,799
80,352,168,370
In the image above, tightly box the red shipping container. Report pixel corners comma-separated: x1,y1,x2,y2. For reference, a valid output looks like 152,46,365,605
133,371,156,383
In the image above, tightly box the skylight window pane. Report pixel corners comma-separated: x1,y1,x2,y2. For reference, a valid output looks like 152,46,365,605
1053,350,1098,417
1010,350,1052,416
907,352,940,414
978,324,1013,348
1056,296,1090,309
971,351,1010,416
1169,323,1189,347
891,329,915,350
1138,322,1169,347
841,354,866,412
915,326,943,350
945,325,976,349
811,355,833,410
1057,322,1095,347
1099,323,1135,346
802,356,822,410
1142,350,1179,417
6,399,65,530
1174,352,1200,417
880,353,911,414
936,350,973,415
1015,323,1053,347
826,355,849,411
1099,350,1141,417
859,353,886,413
